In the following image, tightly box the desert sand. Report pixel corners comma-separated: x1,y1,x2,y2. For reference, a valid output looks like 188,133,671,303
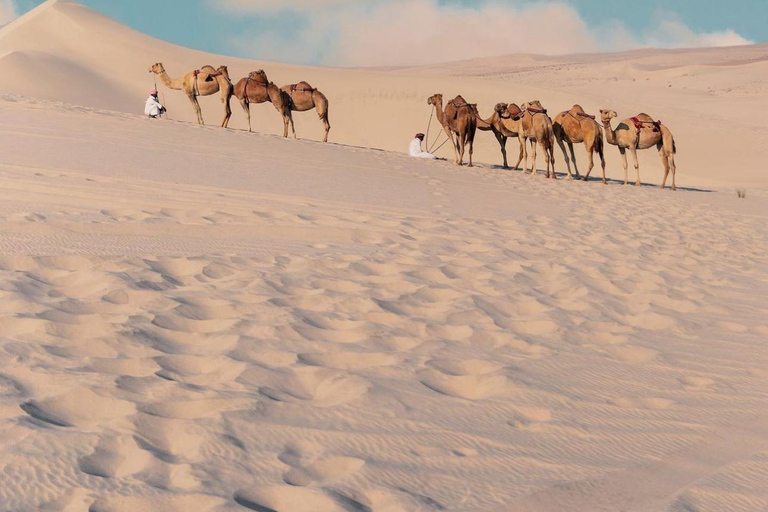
1,1,767,511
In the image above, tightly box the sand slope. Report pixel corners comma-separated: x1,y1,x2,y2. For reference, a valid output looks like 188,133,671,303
1,0,767,187
1,95,767,511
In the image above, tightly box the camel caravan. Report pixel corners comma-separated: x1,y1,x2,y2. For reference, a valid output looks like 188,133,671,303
429,93,678,190
146,62,676,191
149,63,331,142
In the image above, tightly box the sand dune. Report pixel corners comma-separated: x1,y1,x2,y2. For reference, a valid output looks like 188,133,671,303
1,1,768,511
1,93,767,511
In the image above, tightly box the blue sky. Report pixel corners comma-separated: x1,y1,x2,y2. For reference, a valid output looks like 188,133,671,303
7,0,766,66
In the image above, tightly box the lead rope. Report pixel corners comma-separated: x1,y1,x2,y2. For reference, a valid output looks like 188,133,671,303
425,107,434,152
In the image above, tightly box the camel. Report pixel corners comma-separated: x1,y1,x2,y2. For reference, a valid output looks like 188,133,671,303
518,101,556,178
280,82,331,143
600,110,677,190
427,94,477,166
553,105,607,183
234,70,294,137
474,103,527,170
149,63,233,128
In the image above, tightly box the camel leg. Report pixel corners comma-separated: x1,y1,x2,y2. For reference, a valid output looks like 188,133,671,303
545,142,556,179
188,94,204,125
529,139,538,176
458,131,466,166
619,147,628,185
445,127,459,164
556,135,572,178
668,152,677,191
513,138,524,171
658,143,671,190
630,146,641,186
467,132,475,168
583,148,595,182
599,148,607,185
287,110,297,139
239,99,252,132
568,142,580,178
282,112,290,138
319,111,330,143
221,92,232,129
496,133,508,169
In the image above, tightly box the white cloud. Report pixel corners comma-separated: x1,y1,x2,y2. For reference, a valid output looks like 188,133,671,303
0,0,18,25
218,0,753,67
645,19,752,48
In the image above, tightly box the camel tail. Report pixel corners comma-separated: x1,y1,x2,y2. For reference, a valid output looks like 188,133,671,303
596,128,605,158
313,90,329,120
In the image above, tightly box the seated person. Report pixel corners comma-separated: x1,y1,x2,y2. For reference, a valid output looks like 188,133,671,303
409,133,436,159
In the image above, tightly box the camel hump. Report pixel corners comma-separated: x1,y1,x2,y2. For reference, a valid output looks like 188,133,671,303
635,113,655,122
570,104,585,114
507,103,522,114
248,70,268,81
527,100,544,109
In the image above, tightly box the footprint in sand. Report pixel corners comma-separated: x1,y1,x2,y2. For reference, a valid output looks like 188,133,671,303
299,351,400,370
508,405,554,430
259,367,369,408
679,375,715,390
78,434,153,478
607,345,659,364
235,486,348,512
21,388,135,427
419,359,509,400
279,442,365,487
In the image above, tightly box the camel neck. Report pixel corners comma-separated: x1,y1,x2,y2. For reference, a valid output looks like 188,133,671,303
434,102,447,127
602,119,618,146
158,70,183,90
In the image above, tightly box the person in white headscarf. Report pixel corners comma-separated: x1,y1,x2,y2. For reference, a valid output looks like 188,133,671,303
144,90,166,118
409,133,436,159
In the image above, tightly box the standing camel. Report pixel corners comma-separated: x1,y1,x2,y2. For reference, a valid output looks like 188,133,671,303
280,82,331,143
553,105,607,183
234,70,293,137
474,103,526,170
149,63,233,128
600,110,677,190
518,101,556,178
427,94,477,167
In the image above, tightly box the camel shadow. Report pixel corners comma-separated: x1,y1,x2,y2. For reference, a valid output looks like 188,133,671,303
484,165,712,193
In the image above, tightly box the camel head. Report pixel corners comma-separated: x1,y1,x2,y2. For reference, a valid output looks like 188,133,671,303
149,62,165,74
216,65,230,78
600,109,617,123
494,102,508,115
427,93,443,107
